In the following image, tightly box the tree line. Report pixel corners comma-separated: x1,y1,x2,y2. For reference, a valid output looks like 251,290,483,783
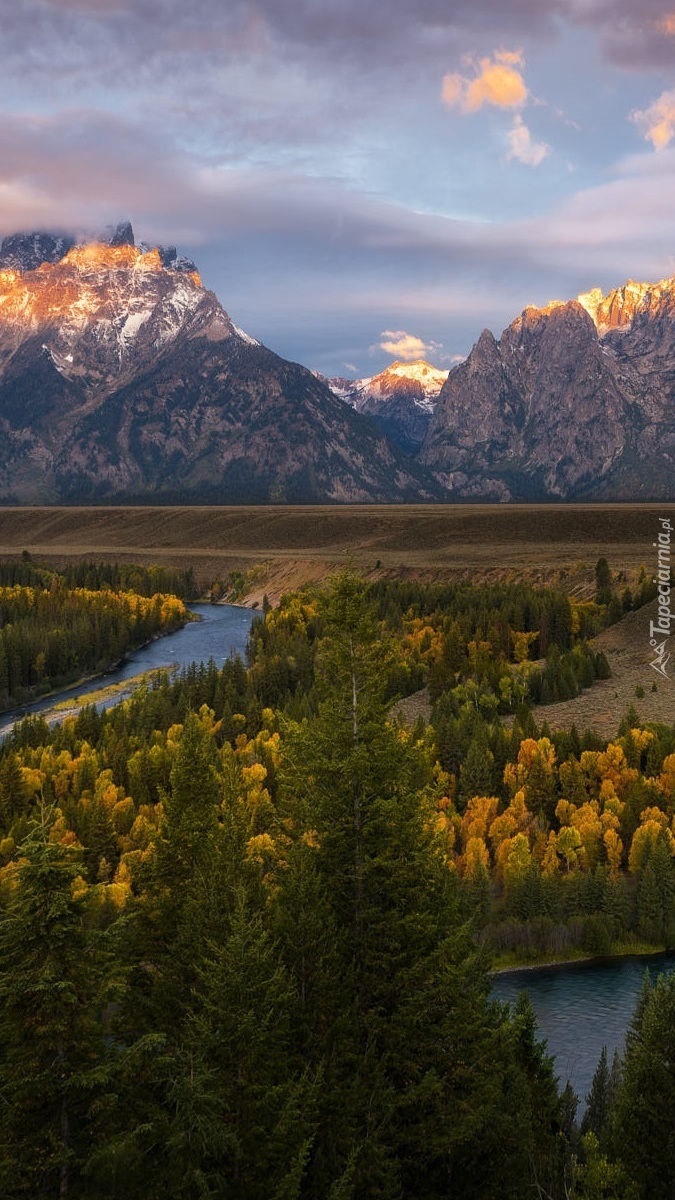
0,561,191,710
0,557,197,599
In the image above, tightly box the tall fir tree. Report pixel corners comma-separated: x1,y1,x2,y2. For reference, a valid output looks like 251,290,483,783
582,1046,613,1145
0,813,124,1197
610,973,675,1197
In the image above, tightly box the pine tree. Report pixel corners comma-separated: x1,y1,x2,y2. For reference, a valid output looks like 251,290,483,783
0,751,30,829
509,994,571,1198
651,837,675,943
610,973,675,1197
154,709,221,897
595,558,612,606
582,1046,611,1143
169,888,317,1198
636,860,664,944
125,710,225,1084
104,885,317,1200
459,729,495,810
0,813,123,1196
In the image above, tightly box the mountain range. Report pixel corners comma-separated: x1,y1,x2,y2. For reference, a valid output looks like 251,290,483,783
422,279,675,501
1,222,675,503
0,224,439,504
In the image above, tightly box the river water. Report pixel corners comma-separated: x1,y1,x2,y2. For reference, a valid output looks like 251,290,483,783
0,602,256,738
492,953,675,1106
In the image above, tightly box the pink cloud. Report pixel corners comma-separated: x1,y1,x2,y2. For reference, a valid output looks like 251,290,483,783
633,90,675,150
442,49,528,114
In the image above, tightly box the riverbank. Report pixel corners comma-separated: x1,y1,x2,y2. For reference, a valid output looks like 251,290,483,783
0,601,255,744
490,939,666,975
0,614,192,721
49,664,180,718
1,664,180,741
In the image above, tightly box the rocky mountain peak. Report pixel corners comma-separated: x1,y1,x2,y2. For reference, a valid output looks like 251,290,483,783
0,231,76,273
0,222,200,285
422,290,629,499
104,220,135,248
577,276,675,335
0,230,238,408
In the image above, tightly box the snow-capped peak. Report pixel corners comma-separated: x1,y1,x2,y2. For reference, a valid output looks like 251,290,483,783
319,358,448,452
382,360,449,394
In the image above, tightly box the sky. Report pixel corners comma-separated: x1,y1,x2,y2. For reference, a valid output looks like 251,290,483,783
2,0,675,376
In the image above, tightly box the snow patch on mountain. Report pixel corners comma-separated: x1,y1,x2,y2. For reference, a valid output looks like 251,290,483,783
232,322,260,346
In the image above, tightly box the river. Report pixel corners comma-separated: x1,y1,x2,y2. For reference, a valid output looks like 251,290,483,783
0,602,256,738
492,953,675,1107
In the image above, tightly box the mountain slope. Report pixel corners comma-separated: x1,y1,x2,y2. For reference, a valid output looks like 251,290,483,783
0,227,441,504
421,278,675,500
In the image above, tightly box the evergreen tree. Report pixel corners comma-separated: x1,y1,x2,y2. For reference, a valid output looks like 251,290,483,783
0,751,30,827
0,814,123,1197
509,993,571,1198
636,855,667,944
595,559,612,607
458,729,495,810
610,973,675,1197
154,710,221,898
100,885,317,1200
582,1046,612,1144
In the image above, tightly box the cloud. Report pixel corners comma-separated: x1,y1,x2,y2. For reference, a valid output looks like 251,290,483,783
506,115,550,165
659,13,675,33
377,330,438,360
633,90,675,150
4,0,675,86
442,49,528,113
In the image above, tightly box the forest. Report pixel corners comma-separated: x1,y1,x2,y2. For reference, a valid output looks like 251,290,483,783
0,560,194,710
0,563,672,1197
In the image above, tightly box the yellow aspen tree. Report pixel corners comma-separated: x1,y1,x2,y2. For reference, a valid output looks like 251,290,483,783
596,742,638,799
511,629,538,663
569,801,603,870
628,820,673,874
503,833,534,891
660,754,675,806
541,830,561,878
556,826,583,872
603,828,623,878
460,795,500,848
504,738,557,818
555,798,576,826
462,835,491,880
